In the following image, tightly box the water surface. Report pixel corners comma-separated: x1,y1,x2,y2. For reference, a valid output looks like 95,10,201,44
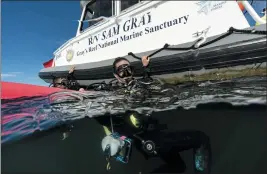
1,76,266,144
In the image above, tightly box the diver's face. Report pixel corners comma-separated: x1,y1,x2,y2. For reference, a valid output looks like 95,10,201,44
53,78,67,89
114,60,133,83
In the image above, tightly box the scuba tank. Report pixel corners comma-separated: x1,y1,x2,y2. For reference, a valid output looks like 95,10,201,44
101,132,132,164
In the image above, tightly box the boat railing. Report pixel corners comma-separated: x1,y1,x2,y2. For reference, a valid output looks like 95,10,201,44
238,0,266,24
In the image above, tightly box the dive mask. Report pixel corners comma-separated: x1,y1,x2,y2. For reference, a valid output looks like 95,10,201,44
116,64,133,78
53,79,68,88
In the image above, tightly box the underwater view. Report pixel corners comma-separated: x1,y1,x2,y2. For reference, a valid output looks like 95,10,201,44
2,75,267,174
1,1,267,174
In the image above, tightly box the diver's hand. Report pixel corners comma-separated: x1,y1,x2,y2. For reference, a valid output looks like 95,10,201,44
79,88,85,92
62,132,69,140
69,66,75,74
142,56,150,67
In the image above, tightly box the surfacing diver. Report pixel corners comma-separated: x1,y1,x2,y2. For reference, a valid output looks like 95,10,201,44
96,56,211,173
96,55,156,169
112,55,151,87
51,66,84,140
51,66,85,91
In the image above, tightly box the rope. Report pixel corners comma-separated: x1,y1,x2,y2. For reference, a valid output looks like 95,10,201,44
128,27,267,60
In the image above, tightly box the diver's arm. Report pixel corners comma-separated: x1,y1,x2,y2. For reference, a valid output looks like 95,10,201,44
66,66,76,80
66,66,82,91
143,65,151,79
142,56,151,80
66,72,76,81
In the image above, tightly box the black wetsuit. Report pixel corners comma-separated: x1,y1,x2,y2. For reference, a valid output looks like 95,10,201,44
95,65,211,173
65,72,81,91
95,65,154,133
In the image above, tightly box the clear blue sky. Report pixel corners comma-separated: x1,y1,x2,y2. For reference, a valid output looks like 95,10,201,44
2,1,81,86
1,1,266,86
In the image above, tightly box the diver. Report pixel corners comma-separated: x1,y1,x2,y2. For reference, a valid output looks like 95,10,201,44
51,66,84,91
96,55,155,169
97,56,211,173
112,55,151,86
85,55,158,95
51,66,84,140
98,111,211,173
109,55,162,94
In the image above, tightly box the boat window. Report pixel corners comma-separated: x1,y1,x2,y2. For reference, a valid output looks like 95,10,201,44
94,1,112,18
121,0,140,11
79,0,142,32
81,0,113,31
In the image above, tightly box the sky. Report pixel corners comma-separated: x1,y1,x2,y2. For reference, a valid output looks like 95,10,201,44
1,1,81,86
1,1,266,86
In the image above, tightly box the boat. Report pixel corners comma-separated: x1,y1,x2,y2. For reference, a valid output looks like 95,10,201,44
39,0,267,86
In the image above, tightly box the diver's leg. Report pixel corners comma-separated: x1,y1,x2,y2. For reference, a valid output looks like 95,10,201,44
193,132,211,174
152,148,186,173
156,130,211,174
155,130,210,151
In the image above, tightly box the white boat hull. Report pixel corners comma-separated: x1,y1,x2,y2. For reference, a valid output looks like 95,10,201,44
54,1,249,66
39,1,267,85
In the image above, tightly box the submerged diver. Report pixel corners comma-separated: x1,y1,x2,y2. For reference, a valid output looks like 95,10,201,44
96,56,211,173
98,111,211,173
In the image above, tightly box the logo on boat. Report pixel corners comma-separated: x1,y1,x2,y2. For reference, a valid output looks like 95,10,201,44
66,49,74,62
196,1,226,15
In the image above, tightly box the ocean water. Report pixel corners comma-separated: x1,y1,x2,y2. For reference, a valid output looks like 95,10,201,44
1,76,267,174
2,76,266,144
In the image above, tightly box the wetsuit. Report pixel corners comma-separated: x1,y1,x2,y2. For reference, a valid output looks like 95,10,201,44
95,65,154,135
65,72,81,91
95,64,211,173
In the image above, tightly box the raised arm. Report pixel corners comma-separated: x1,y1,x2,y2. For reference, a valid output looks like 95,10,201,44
65,66,85,91
141,56,151,80
66,66,76,80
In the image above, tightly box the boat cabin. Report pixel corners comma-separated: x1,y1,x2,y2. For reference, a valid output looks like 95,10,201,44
78,0,142,36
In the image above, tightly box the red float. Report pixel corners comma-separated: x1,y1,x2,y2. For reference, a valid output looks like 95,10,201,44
1,81,63,99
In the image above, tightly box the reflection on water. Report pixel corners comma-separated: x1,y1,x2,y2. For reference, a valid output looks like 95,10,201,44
1,76,266,144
